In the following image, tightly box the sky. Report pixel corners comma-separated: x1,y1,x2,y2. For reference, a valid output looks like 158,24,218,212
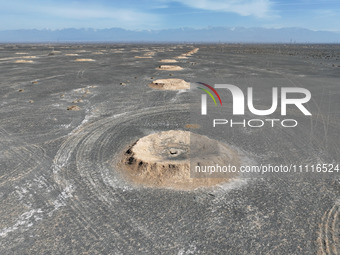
0,0,339,32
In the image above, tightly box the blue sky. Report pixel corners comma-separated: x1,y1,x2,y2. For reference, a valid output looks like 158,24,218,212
0,0,339,32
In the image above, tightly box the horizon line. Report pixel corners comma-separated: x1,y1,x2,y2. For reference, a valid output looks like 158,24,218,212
1,26,340,33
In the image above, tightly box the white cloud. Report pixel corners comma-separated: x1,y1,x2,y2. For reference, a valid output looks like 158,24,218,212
171,0,273,17
0,1,161,29
38,6,150,22
313,9,337,17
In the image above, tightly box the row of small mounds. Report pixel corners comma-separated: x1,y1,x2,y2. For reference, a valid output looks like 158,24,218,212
175,47,199,59
150,47,200,90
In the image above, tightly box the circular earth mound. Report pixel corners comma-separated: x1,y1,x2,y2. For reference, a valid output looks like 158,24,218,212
156,65,183,71
119,130,240,190
74,58,95,62
135,56,152,58
160,59,178,63
15,60,34,63
149,79,190,90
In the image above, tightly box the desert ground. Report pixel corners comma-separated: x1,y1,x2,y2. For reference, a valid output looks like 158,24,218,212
0,43,339,254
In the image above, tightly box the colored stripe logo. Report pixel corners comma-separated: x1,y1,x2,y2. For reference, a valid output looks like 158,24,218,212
197,82,222,106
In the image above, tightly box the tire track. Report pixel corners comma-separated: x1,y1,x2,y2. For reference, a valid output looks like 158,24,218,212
51,104,190,252
0,127,47,185
318,201,340,254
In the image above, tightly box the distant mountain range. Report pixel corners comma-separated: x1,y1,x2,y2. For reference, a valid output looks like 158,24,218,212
1,27,340,43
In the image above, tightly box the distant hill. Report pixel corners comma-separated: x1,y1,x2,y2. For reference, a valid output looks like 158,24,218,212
1,27,340,43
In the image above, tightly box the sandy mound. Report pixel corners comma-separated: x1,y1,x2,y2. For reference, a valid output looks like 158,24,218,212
65,53,79,56
156,65,183,71
187,47,199,55
15,52,28,55
74,58,95,62
135,56,152,59
15,60,34,63
67,105,81,111
184,48,200,56
149,79,190,90
119,130,239,190
176,48,200,59
72,99,83,103
160,59,177,63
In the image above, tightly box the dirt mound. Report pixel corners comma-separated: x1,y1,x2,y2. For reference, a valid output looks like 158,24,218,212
156,65,183,71
74,58,95,62
176,48,200,58
14,60,34,63
175,55,188,59
149,79,190,90
187,47,199,55
160,59,178,63
135,56,152,59
67,105,81,111
119,130,240,190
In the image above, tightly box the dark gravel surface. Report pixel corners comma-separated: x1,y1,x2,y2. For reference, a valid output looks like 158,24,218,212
0,43,339,254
